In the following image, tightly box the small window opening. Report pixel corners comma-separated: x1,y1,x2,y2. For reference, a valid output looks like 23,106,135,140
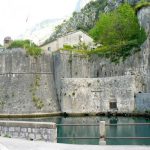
48,47,51,51
110,102,117,109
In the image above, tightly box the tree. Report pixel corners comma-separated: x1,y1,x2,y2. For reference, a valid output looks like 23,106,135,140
8,40,42,57
89,3,146,46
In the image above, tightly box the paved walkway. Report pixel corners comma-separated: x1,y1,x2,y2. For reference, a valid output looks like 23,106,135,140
0,137,149,150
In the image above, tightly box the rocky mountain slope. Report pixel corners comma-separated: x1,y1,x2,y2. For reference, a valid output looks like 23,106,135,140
75,0,96,12
20,1,95,46
20,18,64,45
43,0,150,45
43,0,107,45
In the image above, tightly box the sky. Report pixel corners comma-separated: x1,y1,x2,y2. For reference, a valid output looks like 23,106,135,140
0,0,79,45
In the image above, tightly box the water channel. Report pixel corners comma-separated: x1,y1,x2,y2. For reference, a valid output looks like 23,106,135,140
11,116,150,145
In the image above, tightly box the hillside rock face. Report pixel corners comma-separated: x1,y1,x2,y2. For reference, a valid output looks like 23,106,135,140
45,0,107,44
104,0,140,12
75,0,96,12
44,0,150,45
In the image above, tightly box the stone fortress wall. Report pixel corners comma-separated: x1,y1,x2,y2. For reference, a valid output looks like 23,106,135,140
61,76,141,113
0,48,60,114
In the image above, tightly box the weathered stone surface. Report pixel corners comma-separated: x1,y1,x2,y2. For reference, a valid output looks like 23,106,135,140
0,48,60,114
28,133,35,139
61,76,140,113
21,128,27,133
135,93,150,112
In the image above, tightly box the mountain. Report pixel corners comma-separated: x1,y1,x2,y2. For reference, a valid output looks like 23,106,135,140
19,0,96,45
43,0,107,45
19,18,64,45
75,0,96,12
43,0,150,45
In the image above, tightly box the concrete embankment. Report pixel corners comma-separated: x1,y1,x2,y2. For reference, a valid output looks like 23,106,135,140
0,137,150,150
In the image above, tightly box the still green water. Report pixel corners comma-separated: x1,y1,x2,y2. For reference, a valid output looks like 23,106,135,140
56,116,150,145
7,116,150,145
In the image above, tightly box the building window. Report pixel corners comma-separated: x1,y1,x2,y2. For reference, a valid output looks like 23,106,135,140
109,102,117,109
48,47,51,51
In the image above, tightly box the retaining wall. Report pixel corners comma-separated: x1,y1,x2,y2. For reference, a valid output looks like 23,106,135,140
0,121,57,142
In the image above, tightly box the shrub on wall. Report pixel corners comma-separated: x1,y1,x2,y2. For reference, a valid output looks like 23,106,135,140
8,40,42,57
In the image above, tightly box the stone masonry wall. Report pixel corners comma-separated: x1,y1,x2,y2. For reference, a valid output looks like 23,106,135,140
0,48,60,114
61,76,141,113
135,93,150,112
0,121,57,142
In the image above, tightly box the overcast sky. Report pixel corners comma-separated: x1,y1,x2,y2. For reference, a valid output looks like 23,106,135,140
0,0,78,45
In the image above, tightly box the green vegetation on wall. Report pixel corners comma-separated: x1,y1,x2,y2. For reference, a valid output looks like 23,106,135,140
0,100,5,108
30,75,44,109
8,40,42,57
135,0,150,13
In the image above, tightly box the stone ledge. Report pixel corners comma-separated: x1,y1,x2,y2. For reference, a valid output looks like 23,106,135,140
0,112,63,118
0,121,56,129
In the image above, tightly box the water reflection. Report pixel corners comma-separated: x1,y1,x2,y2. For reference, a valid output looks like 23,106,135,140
1,116,150,145
57,116,150,145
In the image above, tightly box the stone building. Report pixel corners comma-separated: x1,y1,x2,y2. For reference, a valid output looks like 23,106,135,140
41,30,94,53
4,36,12,48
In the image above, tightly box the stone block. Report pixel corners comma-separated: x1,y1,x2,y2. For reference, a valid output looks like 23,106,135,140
15,127,20,132
46,129,51,134
19,132,26,138
32,128,39,133
21,128,27,132
28,128,31,133
36,134,42,140
42,134,48,140
9,127,15,132
13,132,19,138
29,133,35,140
